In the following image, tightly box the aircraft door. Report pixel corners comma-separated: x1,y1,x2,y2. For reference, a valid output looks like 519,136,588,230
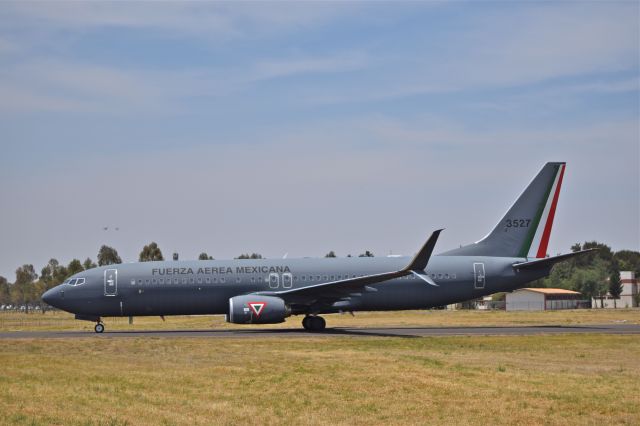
269,273,279,289
104,269,118,296
473,263,485,289
282,273,292,289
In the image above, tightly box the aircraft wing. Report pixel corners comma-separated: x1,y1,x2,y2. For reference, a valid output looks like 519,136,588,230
253,230,442,308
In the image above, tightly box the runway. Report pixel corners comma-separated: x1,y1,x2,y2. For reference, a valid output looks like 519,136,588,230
1,324,639,339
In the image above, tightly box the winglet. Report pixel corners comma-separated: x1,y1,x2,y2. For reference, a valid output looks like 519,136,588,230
404,229,443,272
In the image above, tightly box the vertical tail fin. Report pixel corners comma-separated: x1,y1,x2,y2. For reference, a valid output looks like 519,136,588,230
443,162,566,258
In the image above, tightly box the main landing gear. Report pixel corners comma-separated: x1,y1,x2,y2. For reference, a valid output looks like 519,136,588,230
94,321,105,333
302,315,326,332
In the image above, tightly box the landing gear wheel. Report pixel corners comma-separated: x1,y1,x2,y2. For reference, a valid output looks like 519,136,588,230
94,323,104,333
309,316,326,332
302,316,311,330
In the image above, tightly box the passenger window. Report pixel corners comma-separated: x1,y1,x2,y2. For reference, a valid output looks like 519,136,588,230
452,274,456,279
251,277,255,283
330,275,335,280
145,279,150,284
152,279,157,284
445,273,450,279
182,278,187,284
131,279,136,286
220,277,225,283
205,277,211,284
68,279,77,286
438,274,443,279
301,275,305,281
197,278,202,284
138,279,143,285
159,278,164,284
174,278,178,284
189,278,194,284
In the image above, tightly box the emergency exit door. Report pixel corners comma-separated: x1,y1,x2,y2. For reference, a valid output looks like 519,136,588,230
473,263,485,289
104,269,118,296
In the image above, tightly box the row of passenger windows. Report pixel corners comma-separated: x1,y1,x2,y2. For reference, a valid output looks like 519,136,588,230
129,272,457,286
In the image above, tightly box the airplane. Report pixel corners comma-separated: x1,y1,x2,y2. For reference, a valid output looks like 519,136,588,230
42,162,594,333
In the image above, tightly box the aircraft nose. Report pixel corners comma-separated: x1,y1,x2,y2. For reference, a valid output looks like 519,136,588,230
42,287,62,308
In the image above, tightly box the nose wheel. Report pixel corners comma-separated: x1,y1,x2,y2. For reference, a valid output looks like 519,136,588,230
302,315,326,332
94,322,105,333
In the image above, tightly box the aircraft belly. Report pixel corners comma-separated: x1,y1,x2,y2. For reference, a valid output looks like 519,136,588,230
121,286,231,316
352,279,476,311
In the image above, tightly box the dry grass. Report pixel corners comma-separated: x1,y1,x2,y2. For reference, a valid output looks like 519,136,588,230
0,334,638,425
1,308,638,332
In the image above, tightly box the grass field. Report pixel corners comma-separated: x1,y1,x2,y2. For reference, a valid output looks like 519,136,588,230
1,308,639,332
1,310,639,425
1,334,639,425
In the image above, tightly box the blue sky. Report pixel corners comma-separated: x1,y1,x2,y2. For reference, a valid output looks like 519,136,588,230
0,1,638,279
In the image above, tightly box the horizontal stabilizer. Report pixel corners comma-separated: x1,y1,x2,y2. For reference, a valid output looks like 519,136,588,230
512,249,597,271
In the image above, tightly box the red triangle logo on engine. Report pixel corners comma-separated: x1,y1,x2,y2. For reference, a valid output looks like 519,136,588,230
248,302,266,317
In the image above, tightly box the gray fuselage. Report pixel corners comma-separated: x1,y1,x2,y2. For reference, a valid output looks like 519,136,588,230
43,255,549,318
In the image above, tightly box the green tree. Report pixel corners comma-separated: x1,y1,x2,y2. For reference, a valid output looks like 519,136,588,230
608,268,623,309
235,253,263,259
83,257,97,270
12,265,38,311
359,251,374,257
139,242,164,262
98,245,122,266
0,276,10,304
67,259,84,276
40,258,69,289
614,250,640,276
198,253,214,260
325,251,336,258
53,264,68,286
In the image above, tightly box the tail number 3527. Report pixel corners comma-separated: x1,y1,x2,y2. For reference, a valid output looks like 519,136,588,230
505,219,531,228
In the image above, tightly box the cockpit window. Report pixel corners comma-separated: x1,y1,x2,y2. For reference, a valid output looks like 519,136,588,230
75,278,85,286
67,279,77,286
66,278,85,286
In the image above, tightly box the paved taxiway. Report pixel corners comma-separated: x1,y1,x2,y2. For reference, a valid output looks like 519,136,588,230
1,324,639,339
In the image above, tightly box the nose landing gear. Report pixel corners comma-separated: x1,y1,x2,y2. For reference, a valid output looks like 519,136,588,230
94,322,105,333
302,315,326,332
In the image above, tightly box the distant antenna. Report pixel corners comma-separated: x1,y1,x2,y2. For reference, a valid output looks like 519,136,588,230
173,252,179,261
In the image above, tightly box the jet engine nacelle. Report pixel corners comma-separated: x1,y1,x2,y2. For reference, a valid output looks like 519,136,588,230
227,295,290,324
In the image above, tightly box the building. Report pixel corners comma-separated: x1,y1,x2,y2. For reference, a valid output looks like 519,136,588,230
592,271,639,309
506,288,585,311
